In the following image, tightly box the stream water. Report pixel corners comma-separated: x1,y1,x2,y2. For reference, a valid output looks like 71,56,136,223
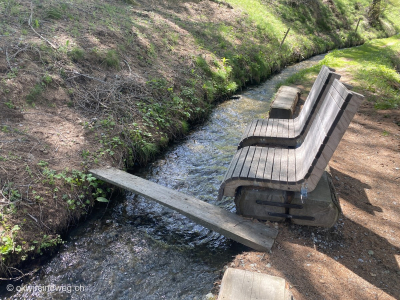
2,55,325,300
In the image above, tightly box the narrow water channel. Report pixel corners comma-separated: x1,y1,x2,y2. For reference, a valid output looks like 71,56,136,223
3,55,325,300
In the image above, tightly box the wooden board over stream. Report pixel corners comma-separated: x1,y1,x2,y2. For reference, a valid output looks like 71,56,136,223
90,168,278,251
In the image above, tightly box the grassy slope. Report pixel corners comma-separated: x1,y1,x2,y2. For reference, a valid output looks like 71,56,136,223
282,35,400,109
0,0,399,276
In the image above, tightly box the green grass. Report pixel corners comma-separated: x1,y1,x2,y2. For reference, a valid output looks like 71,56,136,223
281,35,400,109
104,49,120,68
68,47,85,61
26,84,43,104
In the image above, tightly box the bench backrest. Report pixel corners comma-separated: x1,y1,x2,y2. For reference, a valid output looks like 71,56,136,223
296,79,364,190
296,65,341,135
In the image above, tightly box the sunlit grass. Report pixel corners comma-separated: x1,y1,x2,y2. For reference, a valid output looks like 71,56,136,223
282,35,400,109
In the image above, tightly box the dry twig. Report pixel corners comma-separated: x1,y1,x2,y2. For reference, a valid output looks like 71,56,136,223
0,267,40,281
28,1,58,50
5,47,12,70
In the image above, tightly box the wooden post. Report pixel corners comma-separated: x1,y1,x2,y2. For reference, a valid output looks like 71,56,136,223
279,28,290,49
355,18,362,32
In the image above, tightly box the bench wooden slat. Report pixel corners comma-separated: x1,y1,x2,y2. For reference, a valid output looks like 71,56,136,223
224,149,243,181
260,119,269,137
253,119,263,137
275,120,286,138
300,112,326,179
248,147,262,178
288,118,295,139
263,147,275,180
271,148,282,181
285,118,290,139
287,149,296,183
232,147,248,178
279,148,289,186
269,118,278,138
241,146,256,177
265,118,274,137
244,119,258,139
256,147,268,179
295,146,304,183
251,119,260,136
241,123,252,140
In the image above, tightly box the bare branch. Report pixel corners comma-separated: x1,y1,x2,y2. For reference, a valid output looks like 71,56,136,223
0,267,40,281
28,1,58,49
5,47,12,70
65,70,106,83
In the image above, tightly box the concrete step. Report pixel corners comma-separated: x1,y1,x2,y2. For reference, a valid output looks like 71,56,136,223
218,268,294,300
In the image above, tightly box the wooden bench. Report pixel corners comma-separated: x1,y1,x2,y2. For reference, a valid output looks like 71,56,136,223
238,65,340,149
218,79,364,200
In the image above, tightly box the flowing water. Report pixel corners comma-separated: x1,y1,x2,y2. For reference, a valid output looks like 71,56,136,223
2,55,325,300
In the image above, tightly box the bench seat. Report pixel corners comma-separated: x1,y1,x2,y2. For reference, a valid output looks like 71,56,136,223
219,79,364,200
238,65,340,149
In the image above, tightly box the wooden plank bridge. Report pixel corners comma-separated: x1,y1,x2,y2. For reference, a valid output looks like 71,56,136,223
90,167,278,251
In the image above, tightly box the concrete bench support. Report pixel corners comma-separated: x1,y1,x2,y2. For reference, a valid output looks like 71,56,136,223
269,86,301,119
218,268,293,300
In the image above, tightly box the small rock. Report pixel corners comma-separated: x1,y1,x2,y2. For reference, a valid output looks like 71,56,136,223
370,273,377,277
204,293,214,300
266,263,271,268
368,250,374,256
319,280,325,284
335,176,340,181
358,258,364,263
